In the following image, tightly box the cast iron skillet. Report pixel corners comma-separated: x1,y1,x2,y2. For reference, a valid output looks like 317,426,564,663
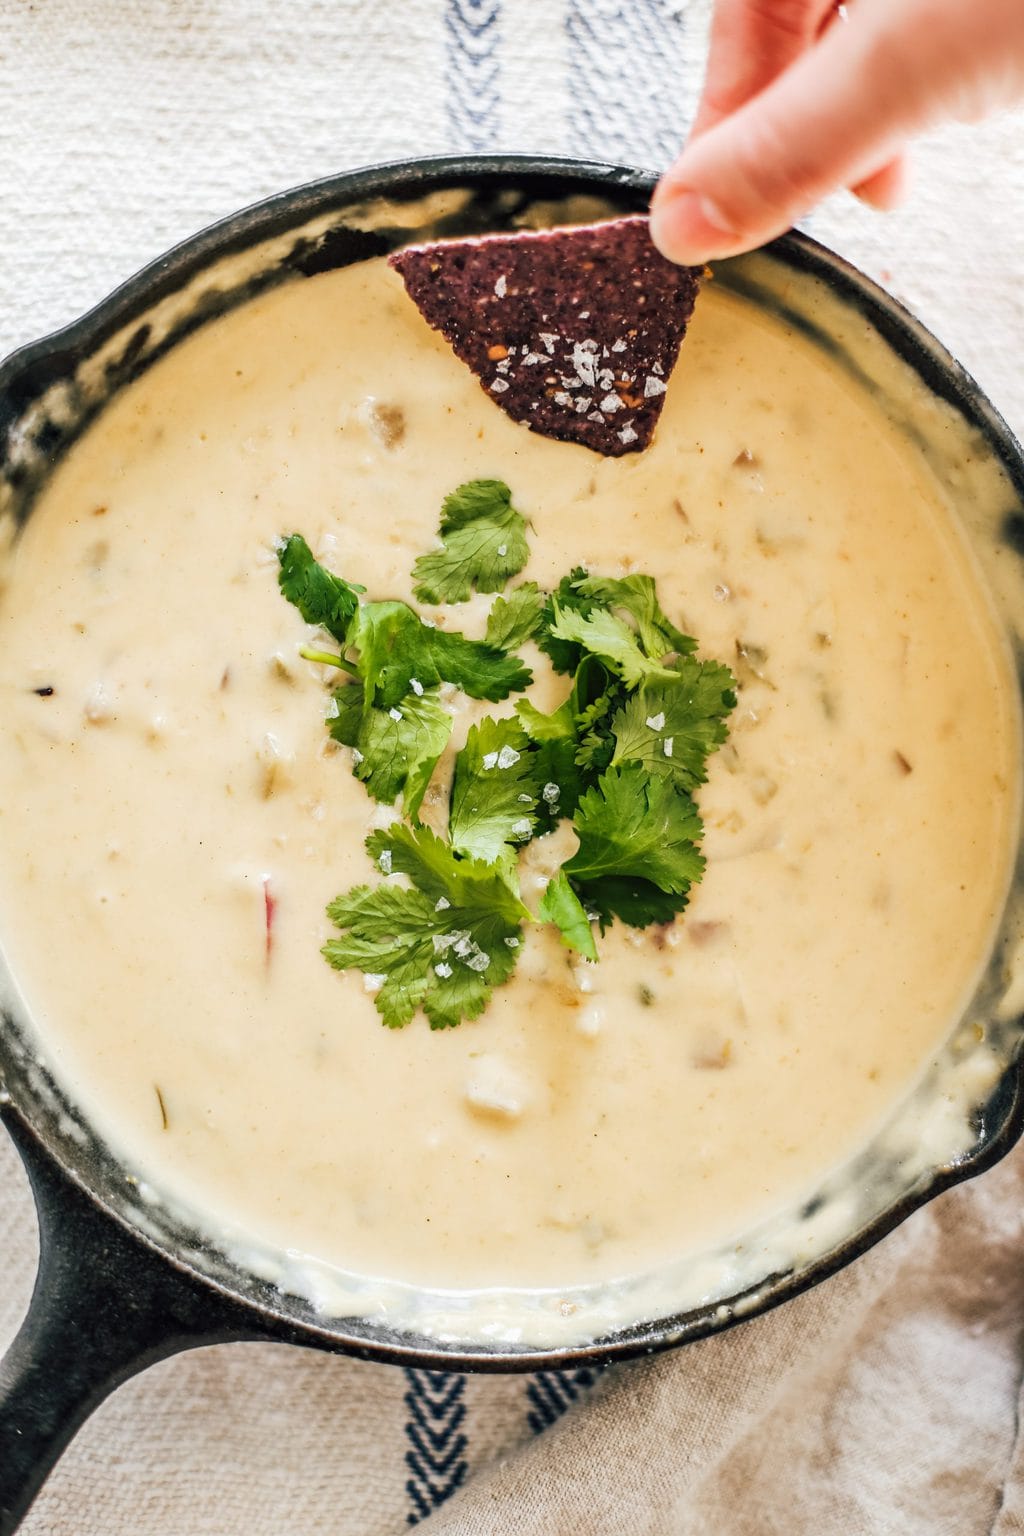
2,155,1024,1533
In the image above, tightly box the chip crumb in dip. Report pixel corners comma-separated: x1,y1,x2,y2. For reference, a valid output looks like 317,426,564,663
0,247,1018,1344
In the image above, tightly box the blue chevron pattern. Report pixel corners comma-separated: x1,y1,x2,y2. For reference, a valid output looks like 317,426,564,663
404,1369,469,1525
526,1366,599,1435
565,0,690,167
445,0,502,152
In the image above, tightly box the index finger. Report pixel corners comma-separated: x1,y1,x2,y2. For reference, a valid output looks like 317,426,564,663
691,0,835,137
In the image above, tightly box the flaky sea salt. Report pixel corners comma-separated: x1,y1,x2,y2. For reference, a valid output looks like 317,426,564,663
496,744,520,769
646,712,666,731
572,341,598,387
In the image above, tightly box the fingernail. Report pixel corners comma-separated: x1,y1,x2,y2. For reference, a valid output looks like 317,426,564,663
650,191,738,266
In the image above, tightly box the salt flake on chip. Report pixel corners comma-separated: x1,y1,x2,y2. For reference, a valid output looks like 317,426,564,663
388,216,701,457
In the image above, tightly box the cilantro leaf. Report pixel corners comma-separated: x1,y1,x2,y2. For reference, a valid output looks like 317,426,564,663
426,626,531,702
323,884,440,1028
412,479,529,604
329,686,452,816
548,603,679,689
370,821,529,920
564,764,705,893
322,824,528,1028
609,663,738,789
514,695,583,825
574,691,621,776
574,574,696,658
572,876,692,931
538,871,598,961
538,569,696,681
536,567,594,674
326,684,363,748
514,654,625,819
323,882,521,1031
349,602,531,709
485,582,545,651
277,534,364,643
348,601,431,710
571,655,628,777
449,717,540,864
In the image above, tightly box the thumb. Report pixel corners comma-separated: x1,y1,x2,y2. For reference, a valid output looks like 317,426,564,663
651,0,1024,265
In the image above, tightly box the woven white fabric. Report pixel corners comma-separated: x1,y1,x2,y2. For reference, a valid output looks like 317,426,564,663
2,1,1024,1529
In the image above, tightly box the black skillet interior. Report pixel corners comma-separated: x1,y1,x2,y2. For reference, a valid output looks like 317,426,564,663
2,154,1024,1532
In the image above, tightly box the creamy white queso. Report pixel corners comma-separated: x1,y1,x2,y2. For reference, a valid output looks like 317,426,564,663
0,256,1017,1334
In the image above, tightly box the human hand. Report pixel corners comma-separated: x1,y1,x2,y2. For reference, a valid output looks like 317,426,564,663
650,0,1024,265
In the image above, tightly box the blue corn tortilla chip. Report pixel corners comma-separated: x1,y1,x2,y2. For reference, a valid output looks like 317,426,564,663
389,216,701,457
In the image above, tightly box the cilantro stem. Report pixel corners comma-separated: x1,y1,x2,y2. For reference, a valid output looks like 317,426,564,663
300,645,359,677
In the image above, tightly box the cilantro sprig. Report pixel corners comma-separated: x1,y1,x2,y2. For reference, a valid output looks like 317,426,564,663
413,479,529,605
484,581,544,650
324,824,528,1029
449,717,540,865
278,532,529,816
277,478,737,1030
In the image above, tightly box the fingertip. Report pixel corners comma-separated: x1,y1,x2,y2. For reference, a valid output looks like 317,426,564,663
852,154,911,210
650,186,740,266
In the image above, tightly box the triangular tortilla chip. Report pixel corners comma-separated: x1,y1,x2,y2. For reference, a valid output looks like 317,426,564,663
389,216,701,457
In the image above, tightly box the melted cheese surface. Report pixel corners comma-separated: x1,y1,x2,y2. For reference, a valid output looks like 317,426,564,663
0,257,1017,1316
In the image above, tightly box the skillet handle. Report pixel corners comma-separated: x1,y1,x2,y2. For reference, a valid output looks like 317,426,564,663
0,1110,268,1535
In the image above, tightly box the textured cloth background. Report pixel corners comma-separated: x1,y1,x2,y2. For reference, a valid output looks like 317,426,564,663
2,2,1024,1531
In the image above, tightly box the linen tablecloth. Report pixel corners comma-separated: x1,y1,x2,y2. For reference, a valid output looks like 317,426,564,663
3,3,1024,1530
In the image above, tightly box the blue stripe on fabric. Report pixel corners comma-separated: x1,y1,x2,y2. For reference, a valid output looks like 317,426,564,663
526,1366,599,1435
403,1369,469,1525
565,0,689,168
445,0,503,153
